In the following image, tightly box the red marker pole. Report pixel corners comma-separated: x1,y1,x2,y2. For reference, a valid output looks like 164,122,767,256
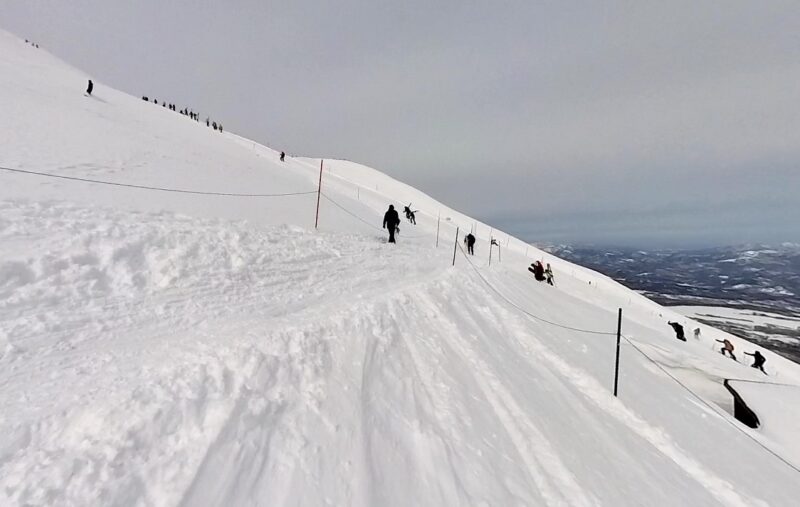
315,159,323,229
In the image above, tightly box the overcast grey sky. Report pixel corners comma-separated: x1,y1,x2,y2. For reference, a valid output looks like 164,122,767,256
3,1,799,247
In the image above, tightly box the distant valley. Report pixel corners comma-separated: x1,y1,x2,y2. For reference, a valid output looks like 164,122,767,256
542,244,800,363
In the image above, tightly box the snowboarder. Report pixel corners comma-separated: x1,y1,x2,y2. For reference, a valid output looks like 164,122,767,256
218,124,223,132
383,205,400,243
403,204,417,225
716,339,737,360
86,79,93,96
465,233,476,255
667,321,686,341
280,151,286,162
744,350,767,374
545,263,555,286
693,327,701,340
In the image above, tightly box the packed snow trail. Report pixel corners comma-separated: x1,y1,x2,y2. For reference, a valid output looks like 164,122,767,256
3,29,800,506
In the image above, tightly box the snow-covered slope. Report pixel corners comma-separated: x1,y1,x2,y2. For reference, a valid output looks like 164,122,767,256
2,30,800,506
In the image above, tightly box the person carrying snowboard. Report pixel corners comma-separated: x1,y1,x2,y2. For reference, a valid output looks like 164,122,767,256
465,233,476,255
716,338,737,360
545,263,555,286
383,204,400,243
667,321,686,341
86,79,94,96
744,350,767,373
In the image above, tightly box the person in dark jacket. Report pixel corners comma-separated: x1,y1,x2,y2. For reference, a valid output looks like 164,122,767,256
744,351,767,373
668,321,686,341
86,79,94,95
383,205,400,243
280,151,286,162
465,233,476,255
528,261,546,281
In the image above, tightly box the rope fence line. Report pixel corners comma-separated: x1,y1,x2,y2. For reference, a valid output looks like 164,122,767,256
455,242,617,336
621,334,800,474
0,166,318,197
453,237,800,475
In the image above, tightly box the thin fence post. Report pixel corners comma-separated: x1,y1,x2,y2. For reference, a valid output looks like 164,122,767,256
489,239,493,267
357,187,360,200
613,308,623,397
314,159,323,229
452,227,459,266
525,246,529,257
498,245,502,263
436,212,441,247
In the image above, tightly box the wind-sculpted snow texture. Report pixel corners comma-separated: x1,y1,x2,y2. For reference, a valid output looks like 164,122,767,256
2,29,800,506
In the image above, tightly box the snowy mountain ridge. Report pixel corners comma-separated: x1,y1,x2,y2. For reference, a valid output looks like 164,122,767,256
2,29,800,506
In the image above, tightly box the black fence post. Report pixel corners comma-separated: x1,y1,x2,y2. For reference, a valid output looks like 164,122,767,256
613,308,622,397
452,227,459,266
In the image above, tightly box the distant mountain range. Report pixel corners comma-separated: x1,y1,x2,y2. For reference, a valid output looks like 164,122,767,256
542,243,800,362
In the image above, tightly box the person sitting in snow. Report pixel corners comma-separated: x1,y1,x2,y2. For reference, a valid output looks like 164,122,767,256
529,261,546,282
383,205,400,243
716,339,737,361
667,321,686,341
744,350,767,373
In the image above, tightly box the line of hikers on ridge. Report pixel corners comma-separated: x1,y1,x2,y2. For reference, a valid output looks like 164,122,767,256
141,95,224,132
667,321,768,374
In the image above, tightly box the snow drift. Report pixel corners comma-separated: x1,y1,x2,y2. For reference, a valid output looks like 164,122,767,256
1,29,800,506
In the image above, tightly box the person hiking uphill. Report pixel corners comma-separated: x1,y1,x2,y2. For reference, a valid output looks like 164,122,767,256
716,338,737,360
403,204,417,225
667,321,686,341
383,205,400,243
464,233,476,255
744,350,767,373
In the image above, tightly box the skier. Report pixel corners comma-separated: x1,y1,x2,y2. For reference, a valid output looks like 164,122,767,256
383,205,400,243
545,263,555,286
693,327,701,340
465,233,476,255
280,151,286,162
86,79,94,96
667,321,686,341
218,124,223,132
744,350,767,374
716,339,737,360
403,204,417,225
212,121,217,130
